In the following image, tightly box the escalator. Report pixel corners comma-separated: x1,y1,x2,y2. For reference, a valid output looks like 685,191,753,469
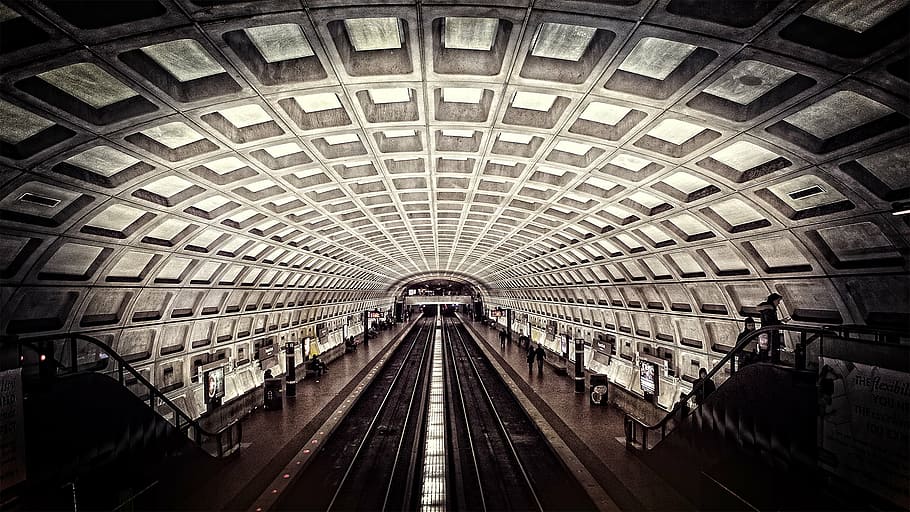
1,334,242,510
624,325,910,511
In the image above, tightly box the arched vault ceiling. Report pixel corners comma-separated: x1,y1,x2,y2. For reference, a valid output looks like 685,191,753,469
1,0,909,332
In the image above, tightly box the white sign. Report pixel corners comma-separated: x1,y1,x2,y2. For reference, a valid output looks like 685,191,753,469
0,369,26,492
818,358,909,508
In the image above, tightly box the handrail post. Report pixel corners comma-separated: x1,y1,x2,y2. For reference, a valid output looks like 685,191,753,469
796,331,806,370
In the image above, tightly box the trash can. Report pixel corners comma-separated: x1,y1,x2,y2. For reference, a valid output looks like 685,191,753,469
264,378,283,410
590,374,608,405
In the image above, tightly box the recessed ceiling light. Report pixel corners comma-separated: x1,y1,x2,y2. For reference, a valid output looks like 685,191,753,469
343,17,403,51
219,104,272,128
264,142,303,158
554,140,592,156
383,129,415,138
368,88,411,104
140,39,225,82
0,99,54,144
530,22,597,62
140,121,205,149
579,102,632,125
244,24,314,63
646,118,704,145
38,62,138,109
511,91,557,112
441,129,475,138
617,37,697,80
498,132,534,144
294,93,342,113
443,17,499,51
324,133,360,145
442,87,484,104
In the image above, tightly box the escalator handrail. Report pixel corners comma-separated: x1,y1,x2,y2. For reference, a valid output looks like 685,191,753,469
5,332,241,458
624,323,832,449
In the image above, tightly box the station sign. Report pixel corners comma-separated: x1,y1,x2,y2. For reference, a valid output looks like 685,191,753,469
367,310,383,318
490,309,506,317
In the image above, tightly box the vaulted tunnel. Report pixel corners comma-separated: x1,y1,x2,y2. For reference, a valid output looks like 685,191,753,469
0,0,908,420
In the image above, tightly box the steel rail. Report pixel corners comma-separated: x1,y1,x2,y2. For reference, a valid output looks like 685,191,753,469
442,316,487,512
446,317,544,512
325,318,434,512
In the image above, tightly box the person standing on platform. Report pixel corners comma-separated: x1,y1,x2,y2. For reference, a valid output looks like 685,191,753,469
500,329,507,349
535,343,546,374
757,293,790,363
693,368,716,406
527,345,535,373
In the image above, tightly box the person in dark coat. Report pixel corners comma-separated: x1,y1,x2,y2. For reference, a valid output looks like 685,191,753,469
499,329,508,349
527,345,535,373
736,317,758,368
693,368,716,406
535,343,546,374
757,293,790,363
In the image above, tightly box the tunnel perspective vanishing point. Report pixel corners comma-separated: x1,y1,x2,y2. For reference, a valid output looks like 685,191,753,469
0,0,908,509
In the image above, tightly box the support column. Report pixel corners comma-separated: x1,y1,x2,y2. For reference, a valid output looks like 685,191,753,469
285,342,297,397
575,338,585,393
506,309,512,343
363,311,369,343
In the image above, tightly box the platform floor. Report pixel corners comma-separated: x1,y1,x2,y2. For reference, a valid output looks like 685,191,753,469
161,314,691,511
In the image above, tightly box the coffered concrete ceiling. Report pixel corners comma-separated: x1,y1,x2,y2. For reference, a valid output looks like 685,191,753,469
0,0,908,345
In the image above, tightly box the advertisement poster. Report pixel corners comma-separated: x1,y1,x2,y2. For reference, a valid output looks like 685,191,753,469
1,369,26,492
817,357,909,508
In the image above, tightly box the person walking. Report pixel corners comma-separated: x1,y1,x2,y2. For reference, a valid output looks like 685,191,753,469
535,343,546,374
499,329,507,349
693,368,716,406
526,345,535,373
757,293,790,363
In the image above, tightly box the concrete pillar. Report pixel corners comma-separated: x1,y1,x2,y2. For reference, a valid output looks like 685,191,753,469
575,338,585,393
285,342,297,397
506,309,512,342
363,311,369,343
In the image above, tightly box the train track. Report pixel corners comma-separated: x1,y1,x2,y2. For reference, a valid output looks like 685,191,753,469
443,316,596,512
274,313,598,511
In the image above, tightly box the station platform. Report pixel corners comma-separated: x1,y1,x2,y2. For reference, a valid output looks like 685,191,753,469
459,314,693,512
151,318,419,511
152,313,690,511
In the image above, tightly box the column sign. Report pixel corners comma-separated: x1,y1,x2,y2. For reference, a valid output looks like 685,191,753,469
0,369,26,492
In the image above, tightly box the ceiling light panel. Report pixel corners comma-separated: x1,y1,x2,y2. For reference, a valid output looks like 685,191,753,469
324,133,360,145
38,63,138,109
618,37,697,80
344,17,403,51
499,132,534,144
264,142,303,157
368,88,411,104
579,102,632,124
218,104,272,127
244,24,314,63
441,129,475,138
531,23,597,62
702,60,797,105
511,91,557,111
443,17,499,51
294,93,342,113
0,100,54,143
442,87,484,103
140,122,205,148
140,39,225,82
804,0,908,33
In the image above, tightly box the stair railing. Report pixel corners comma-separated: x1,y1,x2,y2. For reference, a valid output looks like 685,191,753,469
4,333,242,458
623,324,834,451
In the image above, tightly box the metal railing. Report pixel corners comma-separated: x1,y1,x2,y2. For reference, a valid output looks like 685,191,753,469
623,322,910,451
5,333,242,458
623,324,832,451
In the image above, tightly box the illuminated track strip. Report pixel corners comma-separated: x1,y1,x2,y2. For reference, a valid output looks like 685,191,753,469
419,313,446,511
